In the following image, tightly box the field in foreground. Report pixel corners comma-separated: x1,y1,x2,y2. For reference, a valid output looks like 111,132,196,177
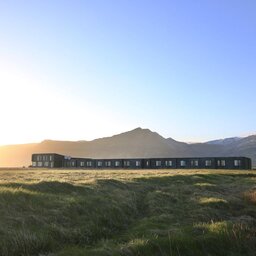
0,169,256,256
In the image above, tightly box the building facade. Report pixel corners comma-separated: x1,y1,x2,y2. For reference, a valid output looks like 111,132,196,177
31,154,252,170
31,153,64,168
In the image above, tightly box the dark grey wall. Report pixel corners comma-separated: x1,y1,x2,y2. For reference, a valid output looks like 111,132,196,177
31,154,252,170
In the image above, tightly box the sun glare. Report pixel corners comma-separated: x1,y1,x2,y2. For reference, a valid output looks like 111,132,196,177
0,60,130,145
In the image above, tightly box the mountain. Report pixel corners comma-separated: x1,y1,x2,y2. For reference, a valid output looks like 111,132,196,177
33,128,190,159
206,137,242,145
0,128,255,167
222,135,256,166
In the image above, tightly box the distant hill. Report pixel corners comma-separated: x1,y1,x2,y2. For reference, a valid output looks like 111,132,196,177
206,137,242,145
0,128,255,167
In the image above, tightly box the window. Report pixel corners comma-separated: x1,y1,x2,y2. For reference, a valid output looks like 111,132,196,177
205,160,212,166
221,160,226,166
165,160,172,167
32,162,36,167
146,161,150,166
80,162,85,167
156,160,161,167
38,162,43,167
191,160,199,167
97,161,102,167
135,161,140,167
124,161,130,167
180,160,186,167
44,161,49,167
105,161,111,167
234,160,241,167
87,161,92,167
71,161,75,167
49,155,53,161
217,160,226,167
115,161,120,167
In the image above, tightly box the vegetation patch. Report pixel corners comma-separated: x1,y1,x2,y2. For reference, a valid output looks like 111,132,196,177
0,169,256,255
199,197,228,205
194,182,216,187
244,189,256,205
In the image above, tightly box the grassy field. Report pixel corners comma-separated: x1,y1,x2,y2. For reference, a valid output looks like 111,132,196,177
0,168,256,256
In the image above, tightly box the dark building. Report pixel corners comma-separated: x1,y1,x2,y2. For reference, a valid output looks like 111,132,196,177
148,158,177,169
63,157,94,168
125,159,143,169
31,153,65,168
31,154,252,170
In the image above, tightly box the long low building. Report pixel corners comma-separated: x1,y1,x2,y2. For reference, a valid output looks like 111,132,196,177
31,153,252,169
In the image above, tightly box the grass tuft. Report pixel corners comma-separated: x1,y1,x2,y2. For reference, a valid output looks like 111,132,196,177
244,189,256,204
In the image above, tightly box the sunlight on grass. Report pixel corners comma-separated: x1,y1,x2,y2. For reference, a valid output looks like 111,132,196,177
0,169,253,185
0,186,40,196
194,182,216,187
0,169,255,255
199,197,228,204
194,221,228,234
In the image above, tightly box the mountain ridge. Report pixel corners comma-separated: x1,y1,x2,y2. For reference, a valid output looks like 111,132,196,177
206,137,242,145
0,128,255,167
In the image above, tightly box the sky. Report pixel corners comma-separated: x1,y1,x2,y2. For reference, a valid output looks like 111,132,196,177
0,0,256,145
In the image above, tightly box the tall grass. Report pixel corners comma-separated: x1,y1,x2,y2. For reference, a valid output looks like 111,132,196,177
0,169,255,255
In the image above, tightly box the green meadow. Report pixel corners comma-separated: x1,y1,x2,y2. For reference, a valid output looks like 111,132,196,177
0,169,256,256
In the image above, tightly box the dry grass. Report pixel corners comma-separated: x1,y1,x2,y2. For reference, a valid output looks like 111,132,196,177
244,189,256,204
0,168,256,256
0,168,253,184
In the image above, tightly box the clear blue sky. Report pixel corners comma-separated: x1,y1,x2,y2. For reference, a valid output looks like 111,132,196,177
0,0,255,145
